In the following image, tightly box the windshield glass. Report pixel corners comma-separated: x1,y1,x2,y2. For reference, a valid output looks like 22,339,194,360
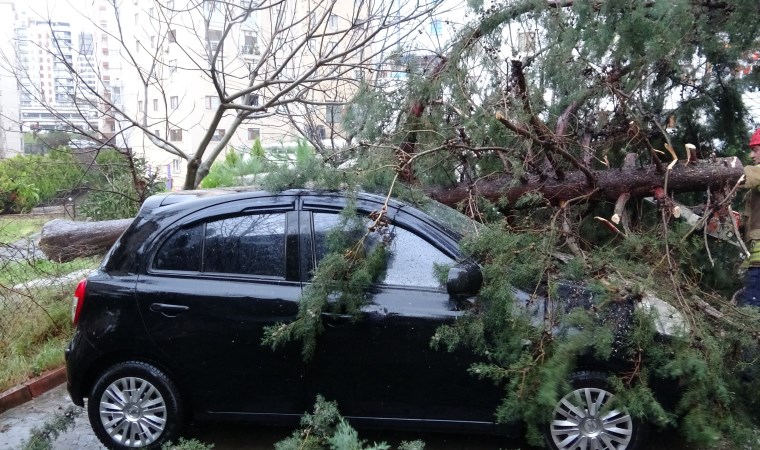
414,198,485,237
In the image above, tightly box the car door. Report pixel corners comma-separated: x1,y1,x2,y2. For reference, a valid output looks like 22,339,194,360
304,206,501,428
135,196,307,418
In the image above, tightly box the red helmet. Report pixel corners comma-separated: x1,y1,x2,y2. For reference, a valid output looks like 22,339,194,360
751,128,760,147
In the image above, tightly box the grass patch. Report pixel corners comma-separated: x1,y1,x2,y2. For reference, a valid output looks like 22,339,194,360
0,257,98,286
0,216,49,244
0,284,77,392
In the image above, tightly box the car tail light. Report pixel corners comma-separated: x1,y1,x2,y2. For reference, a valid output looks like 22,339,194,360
72,279,87,326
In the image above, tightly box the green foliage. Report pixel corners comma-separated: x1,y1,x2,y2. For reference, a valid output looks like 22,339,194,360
79,149,162,220
0,150,84,212
263,201,389,360
19,406,81,450
162,438,215,450
22,131,72,155
262,140,354,192
200,144,272,189
0,282,84,392
432,212,760,448
275,396,423,450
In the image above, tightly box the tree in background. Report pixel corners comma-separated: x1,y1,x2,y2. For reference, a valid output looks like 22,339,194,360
4,0,441,190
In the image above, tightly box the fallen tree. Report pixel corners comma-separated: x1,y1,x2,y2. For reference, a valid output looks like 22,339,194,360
427,157,744,206
37,155,745,262
39,218,133,263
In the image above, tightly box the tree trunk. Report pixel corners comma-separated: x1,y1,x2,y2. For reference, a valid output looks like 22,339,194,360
40,218,134,262
426,157,744,207
38,158,743,260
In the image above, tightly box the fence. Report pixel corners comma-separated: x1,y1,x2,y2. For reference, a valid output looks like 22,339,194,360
0,213,95,392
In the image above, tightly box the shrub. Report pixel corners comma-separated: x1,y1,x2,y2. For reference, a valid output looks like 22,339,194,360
79,150,163,220
0,149,84,212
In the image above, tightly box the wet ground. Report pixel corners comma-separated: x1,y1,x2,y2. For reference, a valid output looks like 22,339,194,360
0,383,696,450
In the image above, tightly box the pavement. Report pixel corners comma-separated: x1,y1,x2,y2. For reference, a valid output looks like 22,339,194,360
0,384,103,450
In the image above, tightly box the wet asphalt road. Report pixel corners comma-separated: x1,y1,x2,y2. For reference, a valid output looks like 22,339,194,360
0,384,694,450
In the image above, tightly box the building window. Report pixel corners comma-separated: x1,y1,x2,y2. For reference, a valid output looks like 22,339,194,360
135,13,139,25
211,129,225,141
172,158,181,172
149,7,154,17
153,99,159,111
167,0,174,9
138,100,143,111
168,29,176,43
150,35,155,48
328,14,338,28
247,94,259,106
205,96,220,109
248,128,260,140
207,29,223,52
243,31,258,55
169,129,183,141
154,129,160,138
170,96,178,109
316,125,325,139
169,59,177,74
136,40,140,52
326,105,342,124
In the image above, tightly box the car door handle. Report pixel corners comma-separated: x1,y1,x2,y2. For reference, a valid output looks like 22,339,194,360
150,303,190,316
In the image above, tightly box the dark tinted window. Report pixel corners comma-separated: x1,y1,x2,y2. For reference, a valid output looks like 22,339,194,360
154,223,204,271
203,213,286,277
312,213,452,288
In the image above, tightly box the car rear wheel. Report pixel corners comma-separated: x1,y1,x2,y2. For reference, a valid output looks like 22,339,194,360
88,361,183,450
545,370,646,450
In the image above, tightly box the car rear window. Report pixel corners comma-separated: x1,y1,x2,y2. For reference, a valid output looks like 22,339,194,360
153,223,204,271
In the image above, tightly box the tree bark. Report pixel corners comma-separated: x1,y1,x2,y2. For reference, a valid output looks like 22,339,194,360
40,218,134,262
427,157,743,207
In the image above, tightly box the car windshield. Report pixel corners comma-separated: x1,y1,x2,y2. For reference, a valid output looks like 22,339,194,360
412,198,485,238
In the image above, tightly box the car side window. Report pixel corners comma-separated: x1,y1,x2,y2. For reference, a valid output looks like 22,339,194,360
204,213,286,277
154,213,286,277
382,227,453,288
154,223,204,271
313,213,374,263
312,213,452,288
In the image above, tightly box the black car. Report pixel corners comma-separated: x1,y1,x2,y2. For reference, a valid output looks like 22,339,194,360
66,189,647,450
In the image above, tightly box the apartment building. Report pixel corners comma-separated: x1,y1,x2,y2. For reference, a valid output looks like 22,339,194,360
0,1,21,157
114,0,448,189
15,14,99,135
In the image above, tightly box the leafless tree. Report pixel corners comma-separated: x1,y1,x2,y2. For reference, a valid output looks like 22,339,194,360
4,0,440,190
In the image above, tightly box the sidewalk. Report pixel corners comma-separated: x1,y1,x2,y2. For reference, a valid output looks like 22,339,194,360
0,384,103,450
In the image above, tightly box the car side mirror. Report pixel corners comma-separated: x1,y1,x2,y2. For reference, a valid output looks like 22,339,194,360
446,261,483,297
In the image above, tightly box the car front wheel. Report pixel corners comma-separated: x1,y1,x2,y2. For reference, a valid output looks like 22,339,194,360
546,370,646,450
88,361,183,450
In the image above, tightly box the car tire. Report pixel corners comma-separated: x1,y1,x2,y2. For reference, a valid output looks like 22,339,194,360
87,361,184,450
545,370,647,450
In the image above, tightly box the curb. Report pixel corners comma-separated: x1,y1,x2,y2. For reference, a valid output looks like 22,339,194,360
0,367,67,415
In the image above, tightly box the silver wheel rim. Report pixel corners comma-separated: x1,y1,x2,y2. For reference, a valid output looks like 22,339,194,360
99,376,168,447
550,386,633,450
